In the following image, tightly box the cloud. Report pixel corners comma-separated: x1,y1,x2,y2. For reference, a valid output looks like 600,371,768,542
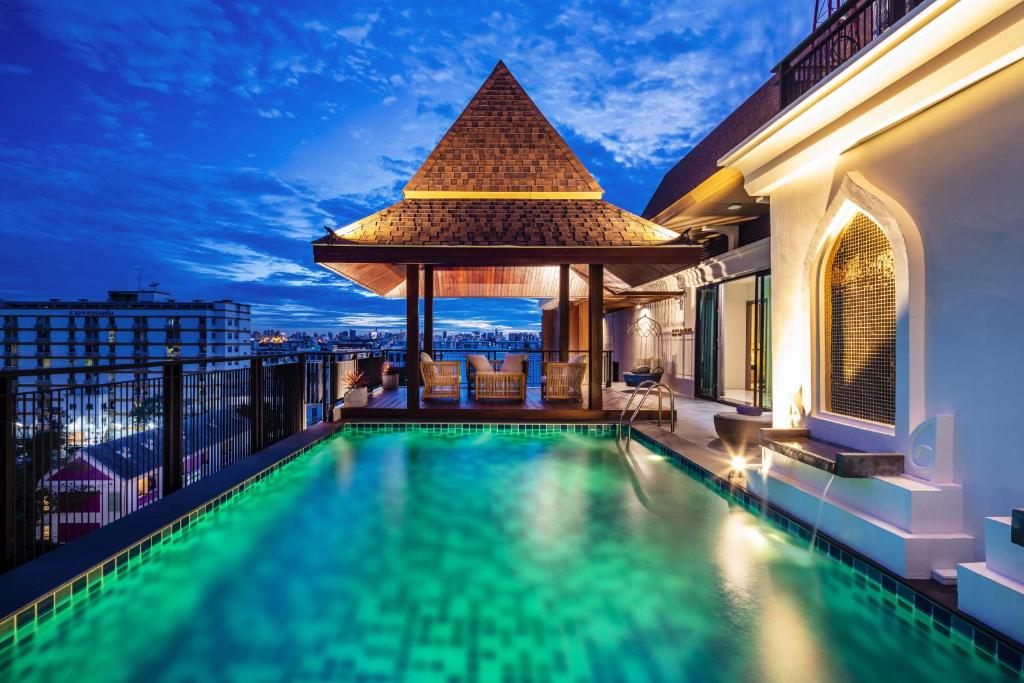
3,0,809,333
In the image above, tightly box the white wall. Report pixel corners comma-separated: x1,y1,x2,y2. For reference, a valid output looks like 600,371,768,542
767,57,1024,554
607,295,691,395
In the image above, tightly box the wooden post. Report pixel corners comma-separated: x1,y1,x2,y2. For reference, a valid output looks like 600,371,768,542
0,376,14,569
406,264,420,411
558,264,570,362
588,264,603,410
423,265,434,357
161,361,184,495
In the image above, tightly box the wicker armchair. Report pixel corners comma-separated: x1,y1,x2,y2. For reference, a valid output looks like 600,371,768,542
466,356,529,397
475,371,526,401
542,360,587,401
422,360,460,400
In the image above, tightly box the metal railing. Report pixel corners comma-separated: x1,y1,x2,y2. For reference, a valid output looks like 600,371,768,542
777,0,922,106
430,348,614,388
0,349,387,571
618,381,676,448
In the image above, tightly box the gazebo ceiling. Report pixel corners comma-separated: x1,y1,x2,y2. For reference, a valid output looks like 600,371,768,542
313,60,701,297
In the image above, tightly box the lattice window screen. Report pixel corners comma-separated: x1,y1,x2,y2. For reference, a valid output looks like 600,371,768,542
825,213,895,425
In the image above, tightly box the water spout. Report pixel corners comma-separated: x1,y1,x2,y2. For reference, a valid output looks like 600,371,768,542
808,474,836,552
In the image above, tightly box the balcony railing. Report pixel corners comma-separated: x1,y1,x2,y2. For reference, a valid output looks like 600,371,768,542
429,348,614,388
777,0,922,107
0,349,384,570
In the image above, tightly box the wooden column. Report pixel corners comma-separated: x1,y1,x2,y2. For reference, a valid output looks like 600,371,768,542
423,265,434,356
406,264,420,411
558,264,570,362
588,264,603,410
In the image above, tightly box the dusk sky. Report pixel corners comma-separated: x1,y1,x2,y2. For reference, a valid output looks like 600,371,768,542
0,1,807,333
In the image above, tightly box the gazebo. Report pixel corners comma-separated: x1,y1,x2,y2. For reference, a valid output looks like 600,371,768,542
313,61,700,418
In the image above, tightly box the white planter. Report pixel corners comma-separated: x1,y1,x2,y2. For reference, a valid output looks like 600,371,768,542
382,374,399,391
344,387,368,407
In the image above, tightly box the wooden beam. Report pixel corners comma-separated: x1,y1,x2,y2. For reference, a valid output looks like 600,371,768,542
406,264,420,411
423,265,434,355
314,244,701,267
588,264,603,410
558,264,570,362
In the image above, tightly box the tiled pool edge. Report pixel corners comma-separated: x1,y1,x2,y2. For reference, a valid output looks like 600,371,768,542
340,421,618,436
0,425,342,648
3,420,1019,675
630,428,1024,676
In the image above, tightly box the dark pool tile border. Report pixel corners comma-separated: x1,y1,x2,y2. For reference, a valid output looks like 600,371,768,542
0,429,339,650
341,421,617,437
630,428,1024,676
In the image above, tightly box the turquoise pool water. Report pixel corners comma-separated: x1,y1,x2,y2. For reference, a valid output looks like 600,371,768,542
2,428,1014,682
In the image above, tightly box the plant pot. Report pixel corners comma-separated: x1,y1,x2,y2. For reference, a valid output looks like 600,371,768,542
344,386,368,408
381,374,399,391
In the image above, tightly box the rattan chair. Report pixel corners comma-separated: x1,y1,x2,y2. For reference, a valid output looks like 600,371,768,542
475,371,526,401
422,360,461,400
542,360,587,401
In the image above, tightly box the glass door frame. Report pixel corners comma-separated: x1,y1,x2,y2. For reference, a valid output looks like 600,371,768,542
693,270,772,409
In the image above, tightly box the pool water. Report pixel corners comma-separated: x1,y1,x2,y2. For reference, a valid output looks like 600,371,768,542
2,428,1014,682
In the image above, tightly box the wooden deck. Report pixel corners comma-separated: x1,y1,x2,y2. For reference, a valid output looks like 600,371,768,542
336,384,677,422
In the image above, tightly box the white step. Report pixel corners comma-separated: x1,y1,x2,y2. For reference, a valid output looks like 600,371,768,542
748,466,974,579
931,567,957,586
760,447,964,533
983,516,1024,584
958,561,1024,645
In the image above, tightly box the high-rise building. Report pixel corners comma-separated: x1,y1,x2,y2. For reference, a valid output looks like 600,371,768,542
1,288,251,441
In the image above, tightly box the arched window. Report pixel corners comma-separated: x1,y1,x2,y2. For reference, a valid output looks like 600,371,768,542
824,212,895,425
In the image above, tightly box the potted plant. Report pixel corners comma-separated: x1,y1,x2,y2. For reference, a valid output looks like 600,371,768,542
343,369,369,407
381,361,399,390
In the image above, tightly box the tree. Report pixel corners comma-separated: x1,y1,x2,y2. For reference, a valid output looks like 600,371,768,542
130,396,163,429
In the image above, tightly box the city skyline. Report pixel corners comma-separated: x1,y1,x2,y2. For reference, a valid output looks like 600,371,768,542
0,1,807,330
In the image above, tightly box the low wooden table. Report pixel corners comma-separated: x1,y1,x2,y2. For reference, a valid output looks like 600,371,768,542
475,372,526,401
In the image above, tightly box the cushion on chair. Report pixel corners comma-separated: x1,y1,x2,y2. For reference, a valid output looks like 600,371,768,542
466,354,493,373
632,365,651,374
500,354,525,374
650,357,664,373
420,352,434,364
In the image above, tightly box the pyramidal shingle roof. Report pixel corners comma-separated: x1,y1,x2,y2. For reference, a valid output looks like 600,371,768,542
404,61,603,197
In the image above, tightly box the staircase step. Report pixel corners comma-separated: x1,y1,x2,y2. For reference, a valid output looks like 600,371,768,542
931,567,958,586
958,562,1024,645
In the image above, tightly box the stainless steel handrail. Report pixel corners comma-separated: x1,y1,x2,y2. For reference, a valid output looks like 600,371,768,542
618,381,676,446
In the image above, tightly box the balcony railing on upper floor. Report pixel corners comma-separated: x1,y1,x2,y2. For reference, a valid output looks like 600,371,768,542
777,0,923,107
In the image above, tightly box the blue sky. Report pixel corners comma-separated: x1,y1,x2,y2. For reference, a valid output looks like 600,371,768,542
0,0,807,333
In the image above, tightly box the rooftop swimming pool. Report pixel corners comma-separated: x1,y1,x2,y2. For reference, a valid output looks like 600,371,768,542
1,425,1016,681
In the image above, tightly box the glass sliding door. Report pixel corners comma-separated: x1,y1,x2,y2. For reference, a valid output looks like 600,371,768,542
694,285,719,400
753,273,772,410
695,272,772,409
